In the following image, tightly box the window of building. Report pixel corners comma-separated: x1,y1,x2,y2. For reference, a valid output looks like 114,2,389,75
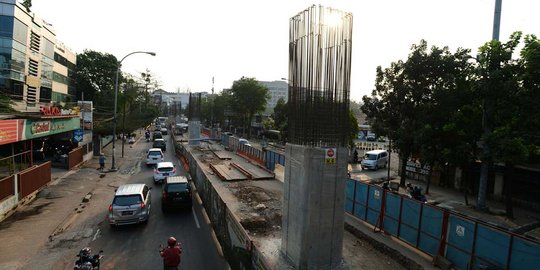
39,86,51,103
0,15,13,38
12,18,27,45
0,3,15,16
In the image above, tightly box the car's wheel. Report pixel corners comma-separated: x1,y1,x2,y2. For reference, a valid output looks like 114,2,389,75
374,165,378,170
161,204,167,213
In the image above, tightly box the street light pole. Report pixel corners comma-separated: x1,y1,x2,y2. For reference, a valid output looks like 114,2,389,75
111,51,156,171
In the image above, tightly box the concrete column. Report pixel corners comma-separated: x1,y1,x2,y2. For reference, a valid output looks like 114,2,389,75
188,121,201,146
282,144,347,269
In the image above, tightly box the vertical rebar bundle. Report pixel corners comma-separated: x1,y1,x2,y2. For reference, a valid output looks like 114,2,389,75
288,5,353,147
188,93,202,121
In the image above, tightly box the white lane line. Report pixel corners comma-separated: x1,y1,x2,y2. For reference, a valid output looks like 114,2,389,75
192,207,201,229
92,229,100,241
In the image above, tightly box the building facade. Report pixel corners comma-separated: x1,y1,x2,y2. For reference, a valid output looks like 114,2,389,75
0,0,76,112
258,80,288,115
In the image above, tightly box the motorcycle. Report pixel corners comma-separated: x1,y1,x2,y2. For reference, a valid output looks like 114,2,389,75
145,132,151,142
406,184,427,203
74,248,103,270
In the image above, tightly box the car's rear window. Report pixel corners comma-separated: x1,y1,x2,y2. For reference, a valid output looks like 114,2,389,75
149,151,162,156
167,183,189,192
113,195,142,206
158,167,174,172
366,154,377,160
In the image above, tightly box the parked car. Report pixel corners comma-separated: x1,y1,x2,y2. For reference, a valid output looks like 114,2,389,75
153,131,163,141
153,138,166,151
146,148,164,166
238,138,251,147
108,184,152,226
161,175,192,212
361,150,388,170
128,136,136,144
160,127,168,135
153,161,176,183
366,134,376,141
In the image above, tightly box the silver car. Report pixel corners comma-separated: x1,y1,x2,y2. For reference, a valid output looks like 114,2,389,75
108,184,152,226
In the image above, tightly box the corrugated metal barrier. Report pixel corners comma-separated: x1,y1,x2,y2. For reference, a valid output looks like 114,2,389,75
345,179,540,270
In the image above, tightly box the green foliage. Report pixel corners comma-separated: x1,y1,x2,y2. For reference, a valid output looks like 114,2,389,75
230,77,269,137
272,98,288,141
0,91,16,113
74,50,119,112
21,0,31,12
348,110,359,147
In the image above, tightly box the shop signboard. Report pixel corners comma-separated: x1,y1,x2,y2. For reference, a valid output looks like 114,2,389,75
0,120,24,145
23,117,81,140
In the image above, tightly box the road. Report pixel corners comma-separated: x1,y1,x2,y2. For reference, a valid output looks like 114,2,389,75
88,134,228,270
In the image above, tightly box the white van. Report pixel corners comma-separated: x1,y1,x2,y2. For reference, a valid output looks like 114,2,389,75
361,150,388,170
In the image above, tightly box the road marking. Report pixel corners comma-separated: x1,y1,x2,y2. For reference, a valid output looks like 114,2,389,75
192,208,200,229
92,229,100,241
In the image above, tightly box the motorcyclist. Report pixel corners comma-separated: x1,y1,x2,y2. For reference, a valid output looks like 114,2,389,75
159,236,182,270
145,131,151,141
75,247,100,269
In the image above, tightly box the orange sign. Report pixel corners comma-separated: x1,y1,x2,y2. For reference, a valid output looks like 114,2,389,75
0,120,21,145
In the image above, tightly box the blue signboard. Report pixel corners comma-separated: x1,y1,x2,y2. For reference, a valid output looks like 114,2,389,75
73,128,84,142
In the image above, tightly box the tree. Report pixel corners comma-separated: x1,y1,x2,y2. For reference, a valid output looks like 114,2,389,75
0,91,16,113
22,0,31,12
475,32,525,212
74,50,118,113
348,110,359,147
363,40,479,188
272,98,288,141
230,77,269,138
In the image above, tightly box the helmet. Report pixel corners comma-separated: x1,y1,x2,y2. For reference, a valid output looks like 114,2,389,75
80,247,91,256
167,236,177,246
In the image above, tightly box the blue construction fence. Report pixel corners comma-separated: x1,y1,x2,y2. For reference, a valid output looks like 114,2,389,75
345,179,540,270
220,133,285,171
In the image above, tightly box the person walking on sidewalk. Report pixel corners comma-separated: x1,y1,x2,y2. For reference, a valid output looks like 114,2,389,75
99,153,106,171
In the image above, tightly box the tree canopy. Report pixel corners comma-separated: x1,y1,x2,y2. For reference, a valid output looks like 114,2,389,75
230,77,269,138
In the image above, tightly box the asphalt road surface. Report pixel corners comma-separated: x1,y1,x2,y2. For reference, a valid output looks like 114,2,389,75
89,135,228,270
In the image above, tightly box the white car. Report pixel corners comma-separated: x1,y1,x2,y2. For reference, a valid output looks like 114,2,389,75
238,138,251,147
153,161,177,183
146,148,164,166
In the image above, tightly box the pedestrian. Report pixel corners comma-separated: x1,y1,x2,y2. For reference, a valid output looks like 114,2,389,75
353,149,359,163
99,153,106,171
160,236,182,270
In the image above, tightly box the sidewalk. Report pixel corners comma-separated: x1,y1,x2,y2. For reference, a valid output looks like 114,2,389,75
0,131,145,270
349,162,540,233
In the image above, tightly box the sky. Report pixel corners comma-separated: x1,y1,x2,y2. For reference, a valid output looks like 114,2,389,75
30,0,540,102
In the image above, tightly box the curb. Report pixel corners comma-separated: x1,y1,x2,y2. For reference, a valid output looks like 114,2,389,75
344,220,425,270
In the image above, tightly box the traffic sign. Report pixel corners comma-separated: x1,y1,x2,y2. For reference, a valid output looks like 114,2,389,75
73,128,84,142
325,148,336,164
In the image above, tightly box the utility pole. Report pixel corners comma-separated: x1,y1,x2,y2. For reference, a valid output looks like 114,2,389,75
211,77,214,128
478,0,502,210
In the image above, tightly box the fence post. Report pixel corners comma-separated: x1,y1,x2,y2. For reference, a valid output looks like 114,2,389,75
397,196,404,237
351,180,357,215
415,203,424,248
437,211,450,257
468,222,479,270
364,185,370,220
505,235,514,270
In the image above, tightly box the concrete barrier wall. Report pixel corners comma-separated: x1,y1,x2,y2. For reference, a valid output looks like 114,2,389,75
172,134,271,269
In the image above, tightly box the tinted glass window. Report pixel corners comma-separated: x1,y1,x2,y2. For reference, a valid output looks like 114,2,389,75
0,15,13,38
12,18,27,44
113,195,142,206
158,167,174,173
366,154,377,160
148,151,162,156
167,183,188,192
